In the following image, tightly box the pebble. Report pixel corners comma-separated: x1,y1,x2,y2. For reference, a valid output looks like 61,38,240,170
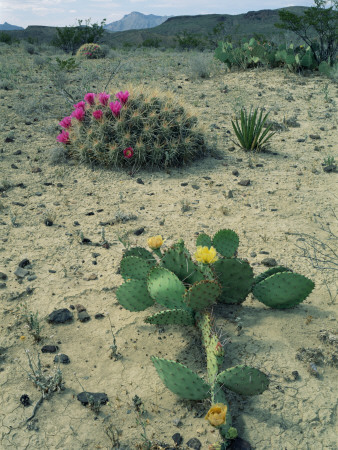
309,134,321,140
186,438,201,449
238,179,251,186
191,185,200,190
172,433,183,445
261,258,277,267
48,308,74,324
19,259,30,268
136,178,144,184
77,392,108,406
83,273,97,281
134,227,145,236
41,345,59,353
94,313,105,319
0,272,8,281
78,310,91,322
14,267,29,278
54,354,70,364
232,170,239,176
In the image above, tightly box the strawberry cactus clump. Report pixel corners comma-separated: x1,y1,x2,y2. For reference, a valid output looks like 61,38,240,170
76,43,105,59
56,87,209,169
115,229,315,446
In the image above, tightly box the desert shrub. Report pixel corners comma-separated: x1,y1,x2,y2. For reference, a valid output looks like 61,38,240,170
141,38,162,48
175,31,205,50
0,32,11,44
76,43,105,59
275,0,338,65
23,42,36,54
56,87,209,169
189,53,212,79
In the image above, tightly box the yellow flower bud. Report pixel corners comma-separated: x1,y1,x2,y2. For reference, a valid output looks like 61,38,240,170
20,336,26,341
147,235,164,249
194,246,218,264
205,403,227,427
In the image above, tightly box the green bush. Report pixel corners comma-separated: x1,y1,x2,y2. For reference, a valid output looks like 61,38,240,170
56,87,209,169
76,43,105,59
0,32,11,44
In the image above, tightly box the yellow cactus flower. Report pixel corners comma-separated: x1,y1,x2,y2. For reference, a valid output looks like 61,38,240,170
205,403,227,427
147,235,164,250
194,246,218,264
20,336,26,341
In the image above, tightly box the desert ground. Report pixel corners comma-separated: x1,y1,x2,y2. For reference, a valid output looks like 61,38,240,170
0,43,337,449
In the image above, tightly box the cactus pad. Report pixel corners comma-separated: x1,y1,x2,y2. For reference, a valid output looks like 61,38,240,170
216,365,269,396
151,356,210,400
145,309,195,326
147,267,186,309
252,272,315,309
212,229,239,258
116,279,154,311
122,247,157,266
196,233,212,248
161,247,205,285
185,280,221,311
253,266,291,286
120,256,151,280
213,259,254,304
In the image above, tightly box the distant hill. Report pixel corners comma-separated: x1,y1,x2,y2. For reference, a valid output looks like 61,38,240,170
0,22,24,31
3,7,309,49
105,11,171,32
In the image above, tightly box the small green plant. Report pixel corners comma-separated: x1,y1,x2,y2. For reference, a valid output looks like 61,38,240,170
76,43,105,59
323,155,336,166
55,56,79,71
0,32,12,44
21,303,44,342
115,230,315,445
56,87,209,169
231,107,276,151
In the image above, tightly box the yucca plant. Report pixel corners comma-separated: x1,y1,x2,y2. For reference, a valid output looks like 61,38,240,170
231,107,275,151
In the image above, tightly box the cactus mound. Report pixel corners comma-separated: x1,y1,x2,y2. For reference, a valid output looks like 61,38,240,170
151,356,210,400
57,86,209,170
145,309,195,326
253,272,315,309
76,43,105,59
216,365,269,396
116,279,154,311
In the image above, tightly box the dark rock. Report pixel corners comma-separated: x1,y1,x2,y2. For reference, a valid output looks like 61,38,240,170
250,252,257,258
228,437,252,449
19,259,30,268
27,275,37,281
75,304,87,312
20,394,31,407
309,134,321,140
0,272,8,281
73,221,80,226
78,310,91,322
297,138,305,142
31,167,41,173
202,176,211,180
186,437,201,449
134,227,145,236
94,313,105,319
136,178,144,184
261,258,277,267
172,432,183,445
44,219,53,226
238,179,251,186
56,183,63,188
291,370,300,380
85,211,94,216
54,354,70,364
232,170,239,176
191,185,200,190
12,201,25,206
181,182,188,186
6,137,15,143
77,392,108,406
256,163,264,167
14,267,29,278
323,164,337,173
41,345,59,353
48,308,73,324
13,150,21,155
172,418,182,427
228,190,233,198
0,283,6,289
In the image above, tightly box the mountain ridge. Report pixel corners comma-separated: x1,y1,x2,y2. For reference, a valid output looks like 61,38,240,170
104,11,172,32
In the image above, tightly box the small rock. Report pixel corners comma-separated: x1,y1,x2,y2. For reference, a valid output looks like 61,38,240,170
77,392,108,406
232,170,239,176
48,308,73,324
27,275,37,281
186,437,201,449
54,354,70,364
136,178,144,184
191,185,200,190
0,272,8,281
238,179,251,186
309,134,321,140
83,273,97,281
173,418,182,427
291,370,300,380
13,150,22,155
20,394,31,407
134,227,145,236
41,345,59,353
250,252,257,258
6,137,15,143
323,164,336,173
228,190,233,198
172,433,183,446
78,310,91,322
94,313,105,319
85,211,94,216
31,167,42,173
75,304,87,312
0,283,6,289
14,267,29,278
261,258,277,267
19,258,30,268
181,182,188,186
297,138,305,142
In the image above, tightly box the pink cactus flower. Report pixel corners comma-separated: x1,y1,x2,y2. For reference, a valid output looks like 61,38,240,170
84,93,96,105
59,116,72,129
93,110,103,120
123,147,134,158
57,130,70,144
116,90,129,104
98,92,110,106
73,101,86,110
109,101,122,117
71,107,85,121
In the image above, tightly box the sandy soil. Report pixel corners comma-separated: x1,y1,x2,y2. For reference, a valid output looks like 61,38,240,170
0,46,337,449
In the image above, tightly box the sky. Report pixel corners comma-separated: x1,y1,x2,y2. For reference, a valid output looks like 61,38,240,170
1,0,316,28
